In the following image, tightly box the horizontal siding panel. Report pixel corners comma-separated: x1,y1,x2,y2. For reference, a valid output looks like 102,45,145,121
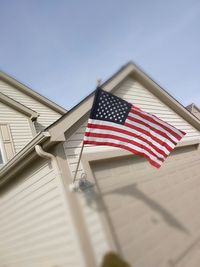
0,159,83,267
0,189,61,235
1,215,70,243
1,163,52,203
3,245,76,266
0,178,58,222
1,206,65,243
1,209,66,249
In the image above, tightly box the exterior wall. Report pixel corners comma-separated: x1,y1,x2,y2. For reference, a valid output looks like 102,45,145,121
0,157,84,267
63,77,200,265
0,80,62,132
0,101,33,153
91,145,200,267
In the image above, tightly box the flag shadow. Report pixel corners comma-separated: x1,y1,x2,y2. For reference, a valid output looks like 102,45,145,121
105,184,189,234
83,183,189,235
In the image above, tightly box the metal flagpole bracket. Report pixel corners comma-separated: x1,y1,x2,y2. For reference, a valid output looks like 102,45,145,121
68,142,94,192
69,173,94,192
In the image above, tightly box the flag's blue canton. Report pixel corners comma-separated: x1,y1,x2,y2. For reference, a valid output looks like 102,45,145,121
90,88,131,125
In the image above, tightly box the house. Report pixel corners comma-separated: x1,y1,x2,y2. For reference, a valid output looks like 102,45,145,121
1,62,200,267
186,103,200,120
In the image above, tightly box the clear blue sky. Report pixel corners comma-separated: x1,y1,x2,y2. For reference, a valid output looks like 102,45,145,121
1,0,200,109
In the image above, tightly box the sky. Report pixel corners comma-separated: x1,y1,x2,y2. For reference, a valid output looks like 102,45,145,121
1,0,200,110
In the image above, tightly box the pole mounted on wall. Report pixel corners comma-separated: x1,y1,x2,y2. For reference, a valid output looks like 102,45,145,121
69,79,102,192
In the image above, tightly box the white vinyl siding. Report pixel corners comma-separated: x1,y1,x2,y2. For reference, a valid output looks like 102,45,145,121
114,78,200,141
91,146,200,267
0,80,62,132
0,159,83,267
0,102,33,153
63,76,200,265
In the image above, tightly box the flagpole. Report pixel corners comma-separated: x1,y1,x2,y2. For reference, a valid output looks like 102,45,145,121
72,78,102,184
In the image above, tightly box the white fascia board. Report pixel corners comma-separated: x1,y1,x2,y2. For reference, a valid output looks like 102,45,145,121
0,92,39,119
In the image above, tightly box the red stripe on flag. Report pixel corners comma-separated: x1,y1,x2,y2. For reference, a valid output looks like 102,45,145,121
83,140,161,168
124,121,173,152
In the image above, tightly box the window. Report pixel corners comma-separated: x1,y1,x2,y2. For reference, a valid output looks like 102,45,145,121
0,124,14,166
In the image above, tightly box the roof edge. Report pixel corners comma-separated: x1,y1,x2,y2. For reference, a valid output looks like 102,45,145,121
48,62,135,139
132,66,200,131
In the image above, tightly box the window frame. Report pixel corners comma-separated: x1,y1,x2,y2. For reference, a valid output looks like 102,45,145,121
0,124,15,167
0,129,6,166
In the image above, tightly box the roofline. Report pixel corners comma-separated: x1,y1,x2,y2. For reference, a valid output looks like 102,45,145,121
48,61,200,141
131,63,200,130
46,62,133,131
0,92,38,119
0,70,67,115
47,62,135,140
0,131,51,186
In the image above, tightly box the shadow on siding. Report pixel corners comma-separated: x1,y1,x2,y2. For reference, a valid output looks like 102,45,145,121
84,183,189,235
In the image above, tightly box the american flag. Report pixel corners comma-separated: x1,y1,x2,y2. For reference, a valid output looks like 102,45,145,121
83,88,186,168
